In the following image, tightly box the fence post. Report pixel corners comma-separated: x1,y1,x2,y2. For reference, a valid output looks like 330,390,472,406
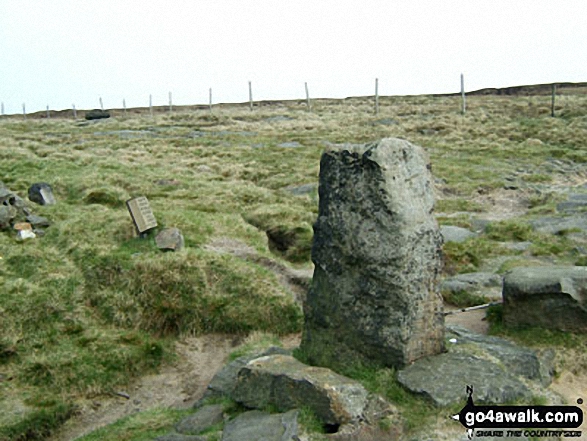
169,92,173,113
100,97,104,111
461,73,466,115
375,78,379,115
1,102,4,116
551,84,557,117
72,104,77,120
46,105,50,119
149,94,153,118
209,88,213,114
22,103,26,120
249,81,253,111
123,99,127,116
305,82,311,112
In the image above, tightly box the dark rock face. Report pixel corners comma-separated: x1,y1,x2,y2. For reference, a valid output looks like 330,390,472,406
503,266,587,332
301,138,444,369
222,410,299,441
85,109,110,120
28,183,56,205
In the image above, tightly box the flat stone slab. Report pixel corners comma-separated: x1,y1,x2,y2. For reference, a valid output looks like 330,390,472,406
397,352,532,406
447,325,554,386
531,216,587,235
503,266,587,332
232,354,369,426
440,225,477,243
440,272,502,299
222,410,299,441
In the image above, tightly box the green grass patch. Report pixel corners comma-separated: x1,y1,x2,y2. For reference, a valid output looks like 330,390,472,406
0,401,77,441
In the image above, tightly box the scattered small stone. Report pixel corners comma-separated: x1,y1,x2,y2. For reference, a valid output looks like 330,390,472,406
113,391,130,399
28,183,56,206
195,165,212,173
277,141,301,148
16,230,36,241
33,229,45,237
13,222,32,231
25,215,50,228
284,183,316,196
155,228,184,251
154,179,181,186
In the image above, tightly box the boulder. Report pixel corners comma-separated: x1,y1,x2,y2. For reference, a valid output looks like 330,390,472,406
232,354,369,426
447,325,554,386
221,410,299,441
155,228,185,251
301,138,444,370
502,266,587,332
28,183,56,206
440,225,477,243
440,272,503,300
175,404,224,435
397,352,532,406
85,109,110,120
0,206,12,229
25,215,50,228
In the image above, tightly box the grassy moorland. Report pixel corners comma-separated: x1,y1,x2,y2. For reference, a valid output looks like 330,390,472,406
1,85,587,440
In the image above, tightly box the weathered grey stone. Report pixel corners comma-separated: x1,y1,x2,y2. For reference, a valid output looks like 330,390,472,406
441,272,502,293
25,215,50,228
440,225,477,243
447,325,554,386
85,109,110,120
233,354,369,426
397,353,532,406
531,216,587,235
28,183,56,205
205,347,290,398
156,228,184,251
301,138,444,370
284,183,317,196
155,434,207,441
556,193,587,213
277,141,301,148
0,206,11,229
221,410,299,441
175,404,224,435
503,266,587,332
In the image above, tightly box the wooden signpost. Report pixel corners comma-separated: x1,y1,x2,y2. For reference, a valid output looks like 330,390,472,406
126,196,157,235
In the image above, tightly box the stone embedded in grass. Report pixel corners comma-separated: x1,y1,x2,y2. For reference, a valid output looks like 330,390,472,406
85,109,110,120
301,138,444,370
503,266,587,332
16,229,36,241
156,228,185,251
440,225,477,243
25,215,51,228
232,354,369,426
28,182,56,206
222,410,299,441
175,404,224,435
13,222,32,231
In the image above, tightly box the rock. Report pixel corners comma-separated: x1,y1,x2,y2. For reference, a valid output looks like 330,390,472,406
16,230,36,241
284,183,317,196
175,404,224,435
440,273,503,300
503,266,587,332
0,206,12,229
277,141,301,148
556,193,587,213
222,410,299,441
205,347,290,398
397,352,532,406
155,434,207,441
301,138,444,370
233,354,369,426
13,222,32,231
371,118,397,126
196,165,213,173
447,325,554,386
440,225,477,243
25,215,51,228
28,183,56,205
155,228,184,251
85,109,110,120
328,422,401,441
154,179,181,186
531,216,587,235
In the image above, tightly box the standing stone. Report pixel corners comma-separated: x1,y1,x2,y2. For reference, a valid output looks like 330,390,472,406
300,138,444,369
28,183,56,205
155,228,184,251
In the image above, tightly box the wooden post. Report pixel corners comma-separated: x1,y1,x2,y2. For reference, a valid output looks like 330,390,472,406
375,78,379,115
46,105,50,119
248,81,253,111
22,103,26,120
1,102,4,115
72,104,77,120
149,94,153,117
551,84,557,117
100,97,104,111
305,82,311,112
209,88,212,113
169,92,173,113
460,73,466,115
123,99,127,116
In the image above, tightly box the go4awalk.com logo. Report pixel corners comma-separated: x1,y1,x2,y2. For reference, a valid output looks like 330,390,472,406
452,386,584,439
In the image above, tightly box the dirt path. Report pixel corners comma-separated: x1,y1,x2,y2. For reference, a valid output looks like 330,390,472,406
49,334,241,441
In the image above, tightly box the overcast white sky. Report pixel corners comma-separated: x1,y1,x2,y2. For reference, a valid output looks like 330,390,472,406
1,1,585,114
